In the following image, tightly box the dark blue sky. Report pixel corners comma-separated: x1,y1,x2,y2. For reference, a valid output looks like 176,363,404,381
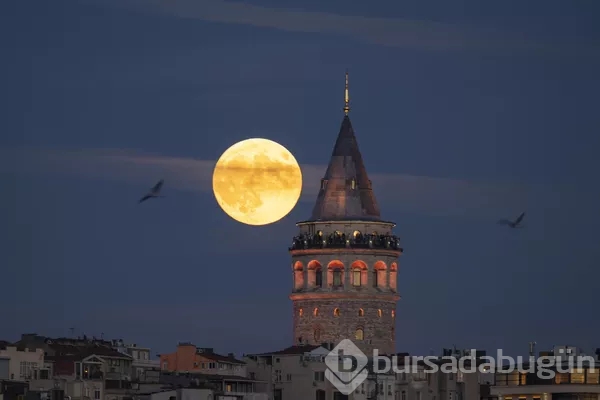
1,0,599,358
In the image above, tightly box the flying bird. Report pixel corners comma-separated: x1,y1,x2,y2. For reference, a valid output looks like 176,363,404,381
498,212,525,228
139,179,164,203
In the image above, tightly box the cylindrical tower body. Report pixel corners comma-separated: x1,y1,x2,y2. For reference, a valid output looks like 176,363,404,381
290,220,401,355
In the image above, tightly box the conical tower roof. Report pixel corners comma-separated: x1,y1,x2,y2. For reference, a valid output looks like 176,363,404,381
310,72,381,221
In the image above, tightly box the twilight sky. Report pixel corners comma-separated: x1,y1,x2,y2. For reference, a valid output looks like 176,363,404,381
1,0,600,359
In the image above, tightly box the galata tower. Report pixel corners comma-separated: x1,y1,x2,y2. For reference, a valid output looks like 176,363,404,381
289,72,403,355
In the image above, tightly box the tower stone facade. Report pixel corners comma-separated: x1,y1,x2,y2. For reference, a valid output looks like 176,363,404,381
289,73,402,356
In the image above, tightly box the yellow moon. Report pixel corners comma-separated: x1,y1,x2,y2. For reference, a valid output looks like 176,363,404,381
212,138,302,226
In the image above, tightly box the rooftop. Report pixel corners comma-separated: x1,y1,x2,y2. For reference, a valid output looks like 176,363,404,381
309,73,383,223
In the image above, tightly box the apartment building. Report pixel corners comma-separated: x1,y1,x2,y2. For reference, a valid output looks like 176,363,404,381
159,343,245,377
491,346,600,400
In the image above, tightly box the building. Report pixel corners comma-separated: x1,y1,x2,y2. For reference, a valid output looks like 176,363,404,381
289,72,402,356
0,343,45,382
10,333,138,400
111,341,160,382
491,346,600,400
159,344,246,377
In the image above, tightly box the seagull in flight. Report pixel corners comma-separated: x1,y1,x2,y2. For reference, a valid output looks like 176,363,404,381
498,212,525,228
139,179,164,203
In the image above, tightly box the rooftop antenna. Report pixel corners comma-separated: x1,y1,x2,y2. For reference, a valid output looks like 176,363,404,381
529,341,536,357
343,70,350,116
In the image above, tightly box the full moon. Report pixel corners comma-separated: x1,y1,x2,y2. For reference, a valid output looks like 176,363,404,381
212,138,303,226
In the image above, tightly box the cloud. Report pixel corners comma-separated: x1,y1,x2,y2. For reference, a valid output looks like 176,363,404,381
97,0,598,55
0,146,527,219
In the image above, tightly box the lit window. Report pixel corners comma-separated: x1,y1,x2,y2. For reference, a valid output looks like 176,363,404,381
313,308,319,316
358,308,364,316
352,269,361,286
391,310,395,318
298,308,303,317
226,384,232,392
333,308,340,317
377,309,382,317
351,179,356,189
355,328,364,341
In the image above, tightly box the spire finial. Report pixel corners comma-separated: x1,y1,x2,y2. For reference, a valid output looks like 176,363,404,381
343,70,349,115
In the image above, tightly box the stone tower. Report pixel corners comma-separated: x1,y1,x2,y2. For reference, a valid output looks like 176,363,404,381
289,72,402,356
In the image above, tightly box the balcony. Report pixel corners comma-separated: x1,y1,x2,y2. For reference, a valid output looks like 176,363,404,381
289,232,402,252
494,369,600,387
132,359,160,368
105,372,130,381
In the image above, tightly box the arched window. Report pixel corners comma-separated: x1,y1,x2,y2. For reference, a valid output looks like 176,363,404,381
328,261,344,288
355,328,364,341
333,270,342,286
391,310,395,318
316,269,323,287
358,308,364,317
308,260,323,288
313,308,319,316
372,270,378,287
314,328,321,342
377,309,382,317
299,308,303,317
293,262,304,290
373,261,387,288
352,269,361,286
333,308,340,317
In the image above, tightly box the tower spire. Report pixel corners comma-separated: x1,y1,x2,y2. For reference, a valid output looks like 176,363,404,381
343,70,349,115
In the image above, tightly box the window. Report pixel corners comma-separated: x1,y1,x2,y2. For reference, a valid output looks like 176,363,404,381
316,390,326,400
94,390,100,400
373,270,378,287
314,371,325,381
333,308,340,317
274,370,281,382
352,269,361,286
391,310,395,318
315,270,323,287
313,308,319,316
587,369,599,384
314,328,321,342
321,179,327,190
333,270,342,286
286,373,292,381
377,309,382,317
355,328,364,341
226,384,232,392
358,308,364,316
351,179,356,189
299,308,303,317
401,392,406,400
555,372,568,384
570,368,585,383
415,390,420,400
274,389,282,400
